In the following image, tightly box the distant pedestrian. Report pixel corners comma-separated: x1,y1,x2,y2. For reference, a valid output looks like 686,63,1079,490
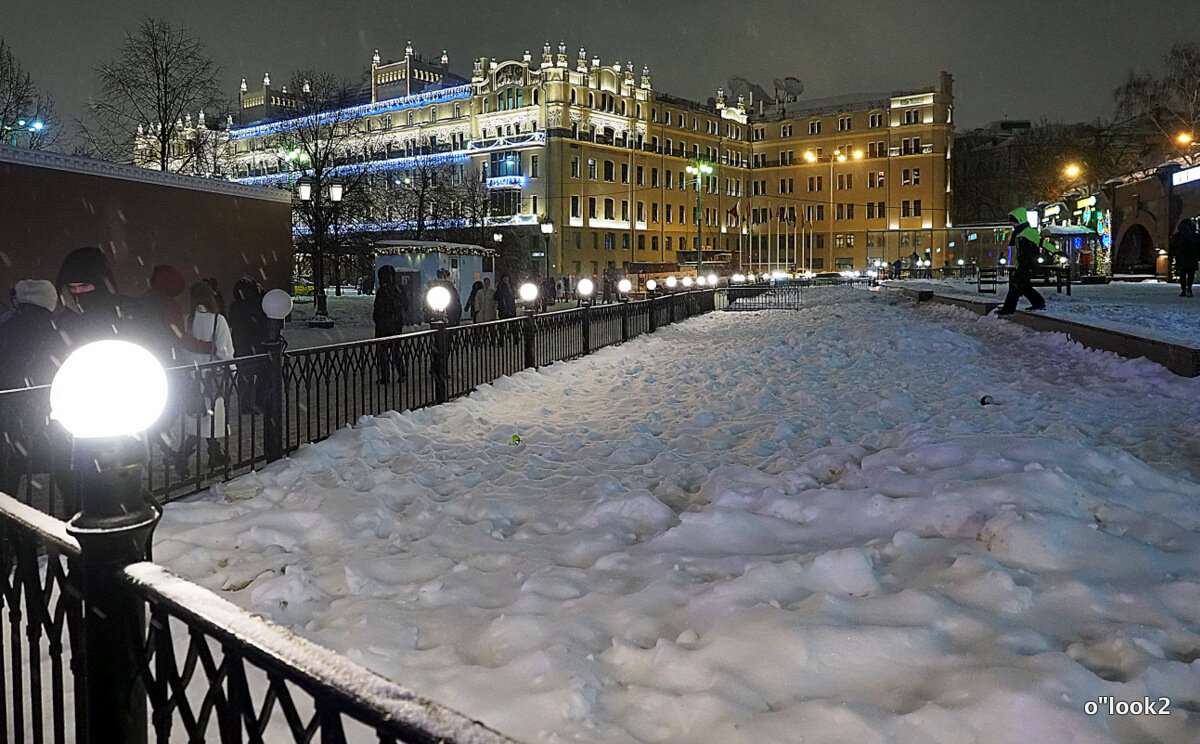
996,207,1046,316
373,266,407,385
495,274,516,319
478,277,497,322
465,280,484,323
1168,218,1199,298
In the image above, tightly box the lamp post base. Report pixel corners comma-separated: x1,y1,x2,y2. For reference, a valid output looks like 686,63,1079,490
308,313,335,329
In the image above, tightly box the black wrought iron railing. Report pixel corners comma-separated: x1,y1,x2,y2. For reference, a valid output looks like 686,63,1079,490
0,492,518,744
0,290,719,521
724,285,805,311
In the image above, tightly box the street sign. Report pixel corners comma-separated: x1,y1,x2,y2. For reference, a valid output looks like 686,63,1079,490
531,251,546,257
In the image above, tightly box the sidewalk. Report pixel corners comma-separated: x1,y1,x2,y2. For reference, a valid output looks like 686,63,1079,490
887,279,1200,376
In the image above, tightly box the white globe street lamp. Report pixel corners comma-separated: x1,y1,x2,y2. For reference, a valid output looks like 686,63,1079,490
519,282,539,307
645,279,658,291
665,276,677,289
617,278,632,294
682,276,694,288
52,340,168,440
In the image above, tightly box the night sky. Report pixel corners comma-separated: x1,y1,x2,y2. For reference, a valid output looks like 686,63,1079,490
5,0,1200,137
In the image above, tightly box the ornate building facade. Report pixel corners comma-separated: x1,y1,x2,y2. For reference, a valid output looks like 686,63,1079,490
144,43,954,276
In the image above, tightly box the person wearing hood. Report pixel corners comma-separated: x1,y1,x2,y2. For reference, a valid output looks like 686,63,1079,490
135,264,216,362
373,265,408,384
228,277,270,412
1168,218,1199,297
996,208,1047,316
55,246,135,347
0,280,66,390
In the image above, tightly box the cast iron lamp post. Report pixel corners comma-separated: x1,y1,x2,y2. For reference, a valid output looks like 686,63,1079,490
53,339,169,744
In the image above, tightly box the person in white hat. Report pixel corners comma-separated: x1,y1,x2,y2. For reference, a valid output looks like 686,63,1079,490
0,279,64,389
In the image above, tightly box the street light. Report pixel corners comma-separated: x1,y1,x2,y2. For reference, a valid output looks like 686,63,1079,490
645,279,658,292
296,176,346,327
52,339,168,741
682,276,694,288
665,276,677,289
425,285,452,320
1064,163,1081,179
706,272,718,286
695,275,706,286
540,220,554,291
577,277,595,304
685,160,714,275
1178,132,1194,146
617,278,632,294
519,281,539,309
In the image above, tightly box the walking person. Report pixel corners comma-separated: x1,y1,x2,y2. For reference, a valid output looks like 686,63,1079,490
184,281,235,468
1168,219,1199,298
495,273,517,319
478,277,497,322
228,277,269,412
0,280,68,498
465,280,484,323
373,265,407,384
995,207,1047,316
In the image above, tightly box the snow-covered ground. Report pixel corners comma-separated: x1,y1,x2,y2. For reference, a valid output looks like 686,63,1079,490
894,278,1200,346
157,286,1200,743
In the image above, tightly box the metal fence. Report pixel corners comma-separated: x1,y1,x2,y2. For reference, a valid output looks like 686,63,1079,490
724,284,805,311
0,493,518,744
0,290,719,522
0,289,719,744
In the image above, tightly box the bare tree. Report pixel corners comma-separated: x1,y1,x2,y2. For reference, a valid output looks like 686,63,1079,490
81,17,224,170
264,70,379,320
0,38,59,150
1115,42,1200,163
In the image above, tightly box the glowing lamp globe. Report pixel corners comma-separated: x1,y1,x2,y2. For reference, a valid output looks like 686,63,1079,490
617,278,632,293
732,273,745,283
519,282,539,303
262,289,293,320
707,273,717,286
746,273,755,282
999,257,1008,265
577,278,595,296
51,340,168,439
695,276,706,286
426,285,452,312
665,276,677,288
646,279,658,291
682,276,694,288
957,259,965,266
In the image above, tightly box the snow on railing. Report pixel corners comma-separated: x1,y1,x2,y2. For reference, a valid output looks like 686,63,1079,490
123,562,520,743
0,491,80,556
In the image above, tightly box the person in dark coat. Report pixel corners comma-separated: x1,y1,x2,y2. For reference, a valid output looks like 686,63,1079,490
495,274,517,319
55,246,135,348
227,277,268,357
996,207,1047,315
0,280,65,390
1168,219,1199,297
0,280,68,497
133,264,216,363
465,280,484,323
373,265,407,384
228,277,270,412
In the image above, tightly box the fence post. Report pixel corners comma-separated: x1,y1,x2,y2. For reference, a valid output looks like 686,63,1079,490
432,320,449,403
620,300,629,342
263,334,285,463
581,303,591,355
523,310,538,369
67,440,158,744
648,296,657,333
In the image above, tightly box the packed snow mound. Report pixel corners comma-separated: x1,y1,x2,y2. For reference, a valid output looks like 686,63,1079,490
159,286,1200,743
